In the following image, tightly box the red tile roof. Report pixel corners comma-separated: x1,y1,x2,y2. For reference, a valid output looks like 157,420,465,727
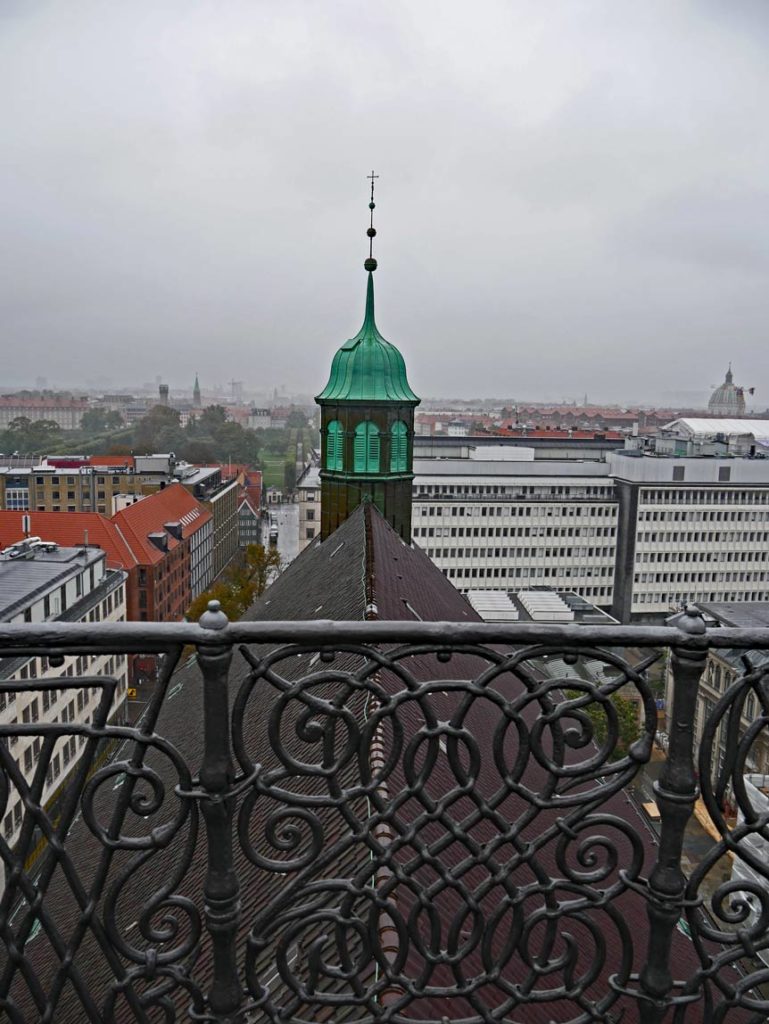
112,483,211,564
0,511,137,568
0,486,210,570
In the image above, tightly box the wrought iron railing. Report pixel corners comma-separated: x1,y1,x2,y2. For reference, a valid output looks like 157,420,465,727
1,608,769,1022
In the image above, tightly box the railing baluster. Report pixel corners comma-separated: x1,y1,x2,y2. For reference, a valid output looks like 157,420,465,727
197,600,241,1021
639,607,707,1023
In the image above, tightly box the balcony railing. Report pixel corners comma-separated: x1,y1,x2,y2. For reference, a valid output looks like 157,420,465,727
1,610,769,1022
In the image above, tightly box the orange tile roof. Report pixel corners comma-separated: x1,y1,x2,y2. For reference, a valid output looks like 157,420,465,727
112,483,211,564
0,486,211,570
0,512,137,569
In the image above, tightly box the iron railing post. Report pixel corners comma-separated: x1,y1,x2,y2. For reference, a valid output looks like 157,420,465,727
639,607,707,1022
197,600,241,1021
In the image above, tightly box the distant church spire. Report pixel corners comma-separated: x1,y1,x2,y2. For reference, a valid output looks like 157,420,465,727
193,373,201,408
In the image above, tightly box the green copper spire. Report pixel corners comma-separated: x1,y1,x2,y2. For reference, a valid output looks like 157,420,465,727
316,175,418,404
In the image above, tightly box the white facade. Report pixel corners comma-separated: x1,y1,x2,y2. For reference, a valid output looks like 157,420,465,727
297,467,321,552
184,508,214,598
0,542,128,848
0,400,88,430
412,465,618,607
413,447,769,620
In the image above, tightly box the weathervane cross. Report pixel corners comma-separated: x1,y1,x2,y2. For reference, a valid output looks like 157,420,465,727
365,170,379,268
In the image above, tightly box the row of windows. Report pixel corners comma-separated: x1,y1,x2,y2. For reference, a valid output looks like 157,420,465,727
415,525,616,539
447,566,613,595
425,546,614,563
415,504,616,520
635,590,769,606
641,489,769,505
637,550,767,565
416,485,614,499
326,420,409,473
637,531,768,544
635,571,769,584
639,508,769,522
33,475,123,486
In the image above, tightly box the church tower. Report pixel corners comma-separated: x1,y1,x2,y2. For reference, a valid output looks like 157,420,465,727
193,373,202,408
316,175,420,542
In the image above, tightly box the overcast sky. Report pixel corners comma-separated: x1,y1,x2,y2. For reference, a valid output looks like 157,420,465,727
1,1,768,405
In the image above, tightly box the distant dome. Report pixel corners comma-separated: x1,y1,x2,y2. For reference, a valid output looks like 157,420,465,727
709,366,746,417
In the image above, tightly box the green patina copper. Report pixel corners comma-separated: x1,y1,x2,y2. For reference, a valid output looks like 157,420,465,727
316,273,419,403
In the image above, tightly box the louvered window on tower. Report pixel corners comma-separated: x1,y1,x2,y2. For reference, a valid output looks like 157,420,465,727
390,420,408,472
354,422,380,473
326,420,344,471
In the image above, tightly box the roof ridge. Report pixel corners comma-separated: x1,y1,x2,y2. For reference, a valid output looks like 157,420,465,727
112,522,139,564
363,500,377,619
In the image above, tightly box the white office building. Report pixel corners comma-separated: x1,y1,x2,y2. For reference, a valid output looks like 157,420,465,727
412,427,769,622
412,449,618,608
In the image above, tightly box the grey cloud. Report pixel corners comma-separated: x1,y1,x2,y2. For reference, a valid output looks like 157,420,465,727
0,0,768,405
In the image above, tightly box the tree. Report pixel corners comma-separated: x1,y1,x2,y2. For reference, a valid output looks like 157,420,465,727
4,417,61,453
199,405,228,433
186,544,281,622
7,416,33,434
134,405,181,452
187,581,243,623
81,408,110,434
184,440,217,464
244,543,281,598
283,461,297,493
565,689,641,762
286,408,310,429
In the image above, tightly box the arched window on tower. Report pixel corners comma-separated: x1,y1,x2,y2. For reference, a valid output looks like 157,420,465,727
326,420,344,471
390,420,408,473
354,422,380,473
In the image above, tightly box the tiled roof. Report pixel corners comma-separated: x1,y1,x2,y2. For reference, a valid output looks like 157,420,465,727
112,484,211,563
0,511,137,568
0,397,87,409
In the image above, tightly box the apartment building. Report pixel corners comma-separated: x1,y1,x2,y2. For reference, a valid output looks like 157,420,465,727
179,466,239,578
0,484,213,624
0,455,238,579
238,496,261,548
0,540,128,848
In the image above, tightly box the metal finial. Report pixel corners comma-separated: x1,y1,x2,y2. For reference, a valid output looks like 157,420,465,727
364,170,379,272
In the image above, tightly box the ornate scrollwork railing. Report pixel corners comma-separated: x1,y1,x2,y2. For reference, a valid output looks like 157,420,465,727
1,610,769,1022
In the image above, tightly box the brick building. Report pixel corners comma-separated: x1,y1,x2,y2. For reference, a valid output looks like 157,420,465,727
0,484,212,624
